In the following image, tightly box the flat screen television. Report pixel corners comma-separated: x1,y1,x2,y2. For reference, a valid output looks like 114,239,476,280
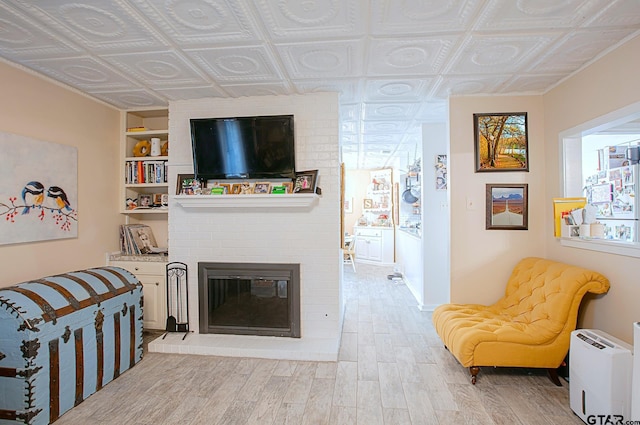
190,114,295,180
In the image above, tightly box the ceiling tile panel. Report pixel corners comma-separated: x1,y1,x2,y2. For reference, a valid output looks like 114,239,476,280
20,56,137,91
292,79,360,104
363,79,432,102
276,40,364,79
363,121,410,134
0,3,82,59
370,0,482,35
87,89,168,109
585,0,640,28
255,0,365,40
367,37,458,77
363,102,420,121
530,28,639,74
500,74,570,93
433,75,509,98
129,0,261,45
185,45,284,83
102,51,210,88
14,0,166,52
446,33,557,75
152,85,227,101
220,82,291,97
475,0,600,31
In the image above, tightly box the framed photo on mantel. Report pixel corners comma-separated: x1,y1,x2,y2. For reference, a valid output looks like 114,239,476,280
293,170,318,193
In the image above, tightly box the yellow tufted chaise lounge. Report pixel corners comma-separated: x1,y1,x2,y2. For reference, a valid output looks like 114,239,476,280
432,257,610,385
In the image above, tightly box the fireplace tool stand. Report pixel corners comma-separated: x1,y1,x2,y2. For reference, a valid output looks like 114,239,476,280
163,262,190,340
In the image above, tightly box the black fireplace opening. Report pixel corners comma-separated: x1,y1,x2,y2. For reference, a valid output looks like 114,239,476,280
198,262,300,338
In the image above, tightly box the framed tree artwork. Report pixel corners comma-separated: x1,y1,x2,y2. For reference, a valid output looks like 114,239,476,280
486,184,528,230
474,112,528,172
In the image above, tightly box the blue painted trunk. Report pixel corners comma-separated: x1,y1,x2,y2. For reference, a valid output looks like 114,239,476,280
0,267,143,424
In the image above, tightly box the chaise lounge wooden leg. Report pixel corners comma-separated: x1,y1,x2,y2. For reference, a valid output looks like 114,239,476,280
547,368,562,386
469,366,480,384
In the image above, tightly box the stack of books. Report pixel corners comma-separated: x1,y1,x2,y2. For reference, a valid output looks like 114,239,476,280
119,224,167,255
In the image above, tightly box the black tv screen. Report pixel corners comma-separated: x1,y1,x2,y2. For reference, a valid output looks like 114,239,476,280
190,115,295,180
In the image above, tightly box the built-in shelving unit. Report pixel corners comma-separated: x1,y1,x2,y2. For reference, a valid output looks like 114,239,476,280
120,108,169,215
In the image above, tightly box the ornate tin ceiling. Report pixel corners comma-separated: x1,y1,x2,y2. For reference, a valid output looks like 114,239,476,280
0,1,639,169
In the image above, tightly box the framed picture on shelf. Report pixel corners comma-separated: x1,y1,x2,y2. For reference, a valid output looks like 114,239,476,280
239,182,253,194
474,112,528,172
161,194,169,207
176,174,196,195
230,183,242,194
253,182,271,194
485,184,528,230
271,185,287,194
218,183,231,194
152,193,163,206
282,181,293,193
138,194,152,208
294,170,318,193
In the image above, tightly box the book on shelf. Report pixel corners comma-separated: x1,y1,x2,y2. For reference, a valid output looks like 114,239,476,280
119,224,167,255
125,160,167,184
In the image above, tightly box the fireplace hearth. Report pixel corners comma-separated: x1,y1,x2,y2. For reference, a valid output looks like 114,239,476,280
197,262,300,338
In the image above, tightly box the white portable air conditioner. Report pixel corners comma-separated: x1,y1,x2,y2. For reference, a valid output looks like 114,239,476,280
632,322,640,420
570,329,633,423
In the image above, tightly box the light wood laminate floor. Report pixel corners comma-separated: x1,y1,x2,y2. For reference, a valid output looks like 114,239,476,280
57,263,582,424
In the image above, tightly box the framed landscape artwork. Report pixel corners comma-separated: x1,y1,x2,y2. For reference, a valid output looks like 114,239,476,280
486,184,528,230
474,112,528,172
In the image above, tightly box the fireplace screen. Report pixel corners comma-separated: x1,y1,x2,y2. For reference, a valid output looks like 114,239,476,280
198,262,300,338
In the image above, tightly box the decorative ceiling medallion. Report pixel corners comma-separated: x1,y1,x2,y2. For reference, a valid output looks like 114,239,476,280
378,82,413,96
278,0,339,25
516,0,570,16
63,65,108,83
136,60,181,79
167,0,227,31
118,93,157,107
400,0,455,21
385,46,428,69
299,49,341,71
374,105,405,117
367,122,402,132
0,18,32,44
471,44,520,66
59,4,125,38
215,55,259,75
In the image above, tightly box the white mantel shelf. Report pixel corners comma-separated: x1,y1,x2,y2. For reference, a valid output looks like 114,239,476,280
174,193,319,209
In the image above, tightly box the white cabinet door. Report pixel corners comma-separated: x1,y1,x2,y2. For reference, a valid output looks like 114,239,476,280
356,236,382,261
367,237,383,261
108,260,167,330
139,275,165,330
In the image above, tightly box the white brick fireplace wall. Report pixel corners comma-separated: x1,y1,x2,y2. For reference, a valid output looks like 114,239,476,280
149,93,343,361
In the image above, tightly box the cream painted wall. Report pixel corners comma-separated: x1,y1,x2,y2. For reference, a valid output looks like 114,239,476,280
543,35,640,343
449,95,546,305
0,61,121,287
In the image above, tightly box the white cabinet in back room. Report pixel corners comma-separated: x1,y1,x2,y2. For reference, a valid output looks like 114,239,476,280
354,226,394,265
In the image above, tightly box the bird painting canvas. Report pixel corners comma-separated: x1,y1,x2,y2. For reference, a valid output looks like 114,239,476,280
0,131,78,245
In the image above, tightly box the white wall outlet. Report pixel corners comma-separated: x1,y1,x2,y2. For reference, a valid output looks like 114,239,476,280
466,197,477,210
